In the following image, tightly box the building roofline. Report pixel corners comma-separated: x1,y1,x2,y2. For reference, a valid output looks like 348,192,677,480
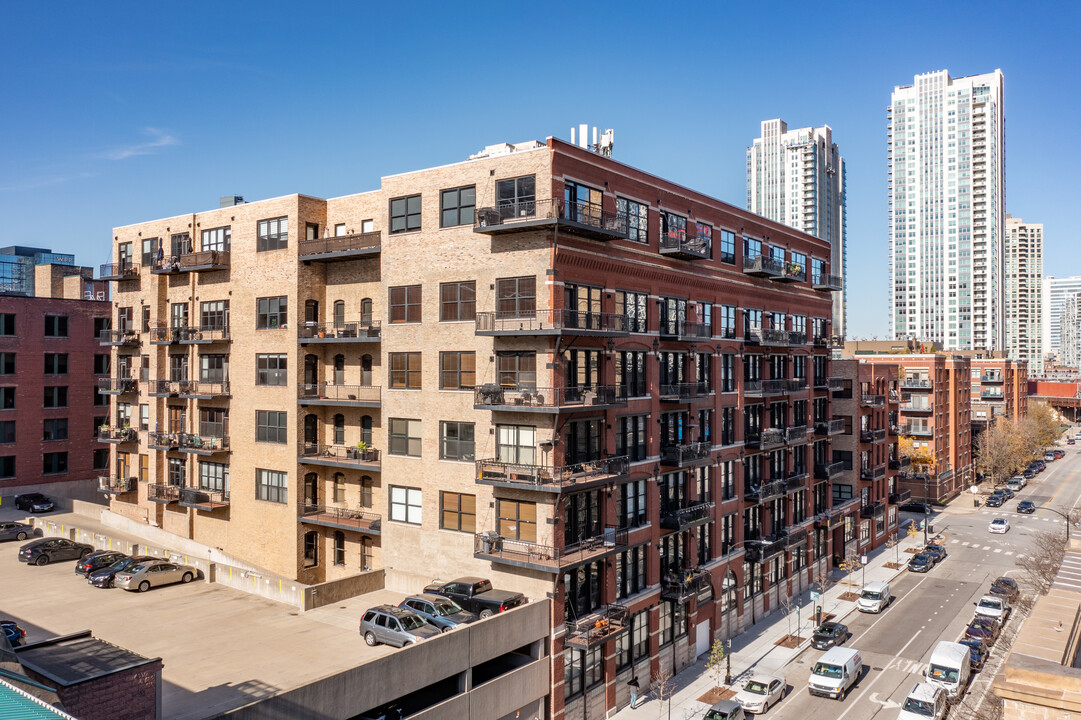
112,193,325,231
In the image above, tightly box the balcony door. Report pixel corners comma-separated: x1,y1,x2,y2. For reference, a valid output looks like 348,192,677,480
304,473,318,506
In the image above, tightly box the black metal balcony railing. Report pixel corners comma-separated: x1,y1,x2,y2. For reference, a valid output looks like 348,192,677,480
659,233,711,260
298,231,382,260
98,330,140,347
564,604,630,650
297,321,382,342
860,428,887,443
178,434,229,454
298,443,381,468
299,384,382,406
659,382,710,401
98,377,137,394
762,379,786,394
97,476,136,494
745,535,787,563
147,483,180,503
474,384,627,411
660,442,713,467
475,456,629,493
815,418,845,436
473,526,628,573
888,389,909,404
660,568,712,603
473,198,630,241
860,463,886,482
776,262,807,283
785,471,809,491
298,502,381,534
814,461,845,480
902,424,933,437
99,263,140,281
827,377,846,391
901,401,933,412
901,377,933,390
786,528,808,548
746,427,785,450
860,501,885,519
786,425,808,444
786,378,808,393
149,327,176,344
147,431,179,449
860,394,886,408
178,325,230,344
97,426,137,443
147,380,179,397
660,502,713,531
743,254,784,278
980,373,1004,383
179,488,230,511
889,489,912,504
178,381,230,398
744,379,763,396
746,327,795,347
745,479,786,505
812,273,843,291
474,309,629,336
153,250,230,274
980,390,1005,400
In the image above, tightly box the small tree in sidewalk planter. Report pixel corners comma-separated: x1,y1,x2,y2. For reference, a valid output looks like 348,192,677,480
651,665,676,720
706,639,726,689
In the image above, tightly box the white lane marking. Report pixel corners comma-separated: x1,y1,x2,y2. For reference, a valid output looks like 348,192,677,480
834,629,924,720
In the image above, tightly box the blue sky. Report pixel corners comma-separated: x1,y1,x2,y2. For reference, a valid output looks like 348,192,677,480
2,1,1076,338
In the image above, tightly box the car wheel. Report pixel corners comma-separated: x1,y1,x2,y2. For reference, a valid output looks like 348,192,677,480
35,554,49,566
80,548,92,558
16,532,26,540
479,609,493,619
364,631,378,646
441,626,452,633
138,581,150,593
181,572,193,584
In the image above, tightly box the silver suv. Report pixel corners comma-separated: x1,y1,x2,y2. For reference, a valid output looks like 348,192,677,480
360,605,441,647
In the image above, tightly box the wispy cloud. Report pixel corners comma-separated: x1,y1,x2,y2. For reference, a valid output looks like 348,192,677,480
99,127,179,160
0,172,96,193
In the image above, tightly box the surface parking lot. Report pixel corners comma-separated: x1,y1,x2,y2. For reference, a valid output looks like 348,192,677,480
0,513,408,720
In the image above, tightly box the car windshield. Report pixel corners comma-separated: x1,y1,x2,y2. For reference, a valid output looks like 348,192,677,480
978,599,999,609
398,614,426,630
861,591,881,600
928,664,959,683
811,663,842,679
814,627,834,637
743,680,768,694
129,564,151,573
704,711,732,720
902,698,935,716
912,555,928,563
433,601,461,616
109,558,130,569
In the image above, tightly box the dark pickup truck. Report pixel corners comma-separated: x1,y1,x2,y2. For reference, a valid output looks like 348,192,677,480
423,576,525,618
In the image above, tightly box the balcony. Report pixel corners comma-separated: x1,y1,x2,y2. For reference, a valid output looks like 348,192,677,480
298,502,381,535
472,526,627,574
178,381,230,399
151,250,230,274
901,401,933,413
860,428,887,443
889,489,912,504
814,461,845,480
97,426,137,444
658,382,710,403
178,326,230,344
474,384,626,413
298,443,381,472
147,380,179,398
179,488,230,511
980,389,1005,401
299,384,382,408
745,479,786,505
902,424,933,437
980,372,1004,384
743,254,784,278
774,261,807,283
786,378,808,393
660,502,714,531
98,377,137,395
659,321,713,341
746,427,785,450
786,425,809,444
827,377,846,391
860,394,886,408
860,501,885,519
745,535,787,563
659,232,711,260
564,604,629,650
785,472,809,492
786,527,809,548
147,431,179,450
147,483,179,504
298,231,381,261
901,377,933,390
860,463,886,482
473,198,629,242
475,456,628,494
98,330,140,347
474,309,628,337
660,442,713,468
97,476,136,495
660,568,712,603
815,419,845,436
812,274,843,291
149,327,176,345
99,263,140,281
888,390,908,404
298,321,381,344
177,434,229,456
745,327,796,347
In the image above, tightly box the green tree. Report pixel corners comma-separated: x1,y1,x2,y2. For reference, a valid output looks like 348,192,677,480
706,638,726,689
976,417,1023,488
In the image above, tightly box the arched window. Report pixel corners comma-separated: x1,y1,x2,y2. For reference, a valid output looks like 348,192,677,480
334,354,346,385
303,473,318,506
722,570,737,616
333,472,345,503
304,299,319,324
360,354,373,386
361,415,373,446
333,531,346,566
361,476,373,508
360,299,373,327
361,537,373,571
333,414,345,445
304,414,319,445
333,300,345,328
303,531,319,567
304,354,319,386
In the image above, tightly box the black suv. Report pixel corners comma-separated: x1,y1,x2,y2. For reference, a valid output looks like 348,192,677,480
908,552,933,573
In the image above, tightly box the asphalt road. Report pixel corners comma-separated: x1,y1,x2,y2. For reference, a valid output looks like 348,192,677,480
744,436,1081,720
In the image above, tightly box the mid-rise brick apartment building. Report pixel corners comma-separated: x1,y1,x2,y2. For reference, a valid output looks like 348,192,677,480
100,137,853,718
968,357,1028,428
0,263,110,497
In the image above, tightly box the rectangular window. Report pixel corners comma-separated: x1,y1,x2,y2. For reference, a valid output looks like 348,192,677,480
440,491,476,532
390,194,422,234
440,352,475,390
389,285,422,323
616,415,648,462
43,386,68,408
0,455,13,478
388,418,421,457
496,499,537,542
0,420,13,444
256,297,287,329
167,457,185,486
44,353,68,375
0,353,14,374
440,186,476,227
93,354,110,375
496,276,535,318
616,351,647,397
718,229,735,263
200,462,228,492
42,418,67,441
200,300,229,331
616,197,649,243
496,351,536,388
616,290,648,333
256,354,287,386
496,175,536,218
42,451,67,474
389,352,421,389
201,226,231,252
257,217,288,251
93,448,109,471
255,468,288,504
440,421,475,462
256,410,288,444
618,479,647,529
439,281,476,322
44,315,68,337
0,314,14,336
390,485,422,524
496,424,536,464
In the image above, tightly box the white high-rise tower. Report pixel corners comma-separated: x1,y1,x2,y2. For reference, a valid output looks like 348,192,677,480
1003,215,1042,373
747,119,847,338
888,69,1006,351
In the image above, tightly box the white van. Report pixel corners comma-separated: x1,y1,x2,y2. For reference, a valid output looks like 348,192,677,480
924,641,971,702
856,581,891,613
808,646,862,699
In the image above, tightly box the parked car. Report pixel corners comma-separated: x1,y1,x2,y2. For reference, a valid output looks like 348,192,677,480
964,617,1001,646
13,493,54,513
1006,479,1023,493
1,620,26,647
908,552,934,573
1054,449,1066,457
997,487,1015,499
898,682,948,720
18,538,94,565
422,576,526,618
704,699,746,720
74,550,128,578
398,593,478,632
360,605,441,647
0,521,34,542
984,494,1004,508
734,673,786,714
1067,439,1075,445
957,638,989,671
87,554,155,588
811,621,850,650
923,544,947,563
114,559,197,592
1022,469,1036,479
1017,500,1036,514
974,594,1010,623
989,577,1020,603
989,518,1011,534
900,501,932,514
1044,452,1057,462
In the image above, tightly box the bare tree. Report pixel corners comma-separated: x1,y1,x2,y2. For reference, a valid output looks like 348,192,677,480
1016,528,1067,602
975,418,1024,488
651,665,677,720
777,591,797,640
705,639,726,689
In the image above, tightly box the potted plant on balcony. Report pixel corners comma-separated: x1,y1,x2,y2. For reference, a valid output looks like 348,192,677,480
352,440,375,461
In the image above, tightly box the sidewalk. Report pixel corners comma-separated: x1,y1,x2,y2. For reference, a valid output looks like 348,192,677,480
612,522,931,719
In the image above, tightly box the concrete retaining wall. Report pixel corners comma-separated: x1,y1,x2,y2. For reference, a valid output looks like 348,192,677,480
303,569,385,610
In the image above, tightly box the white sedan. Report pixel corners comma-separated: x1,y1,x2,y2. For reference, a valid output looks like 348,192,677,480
735,673,786,714
989,518,1011,534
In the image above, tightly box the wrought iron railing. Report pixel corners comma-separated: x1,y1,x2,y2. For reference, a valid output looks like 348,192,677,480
97,426,137,443
474,384,625,409
98,377,137,394
99,263,140,280
298,443,381,466
475,456,629,489
298,502,380,532
299,384,381,404
97,476,136,493
147,483,180,502
297,321,382,340
660,442,713,466
98,330,140,346
474,309,628,334
298,231,381,258
743,254,784,276
660,502,713,530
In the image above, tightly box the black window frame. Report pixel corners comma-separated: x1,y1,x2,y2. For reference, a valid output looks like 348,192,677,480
44,353,68,375
256,354,288,386
42,418,68,442
42,451,68,475
389,285,422,324
389,352,421,389
616,197,649,243
43,315,68,338
440,490,477,533
257,217,289,252
43,386,68,408
440,186,476,228
255,468,288,504
440,420,475,462
389,194,422,234
439,281,476,322
256,296,288,329
255,410,288,444
388,418,421,457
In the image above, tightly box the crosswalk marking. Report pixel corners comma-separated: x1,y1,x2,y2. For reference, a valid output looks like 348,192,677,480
993,548,1002,553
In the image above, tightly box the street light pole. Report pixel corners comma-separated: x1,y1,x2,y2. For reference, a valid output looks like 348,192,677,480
1041,507,1072,540
923,475,930,545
